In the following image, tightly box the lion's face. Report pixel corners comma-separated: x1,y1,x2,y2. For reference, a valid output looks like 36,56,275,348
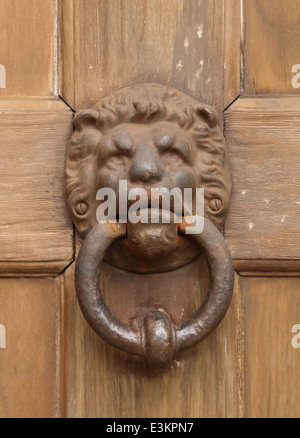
97,121,197,210
65,84,232,273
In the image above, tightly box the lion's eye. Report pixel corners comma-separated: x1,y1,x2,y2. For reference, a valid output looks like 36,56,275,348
114,136,133,152
154,135,174,150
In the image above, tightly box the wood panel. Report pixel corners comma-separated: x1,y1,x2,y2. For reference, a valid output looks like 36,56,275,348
242,277,300,418
224,97,300,274
59,0,240,112
62,262,242,418
0,278,62,418
0,0,56,97
0,98,74,275
243,0,300,94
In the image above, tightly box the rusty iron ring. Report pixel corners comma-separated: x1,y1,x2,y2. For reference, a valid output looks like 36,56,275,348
75,218,234,369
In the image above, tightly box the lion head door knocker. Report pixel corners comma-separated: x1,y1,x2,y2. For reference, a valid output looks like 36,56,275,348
65,84,234,369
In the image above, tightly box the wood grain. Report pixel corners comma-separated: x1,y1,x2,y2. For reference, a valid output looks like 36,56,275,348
225,97,300,273
242,277,300,418
0,278,62,418
62,262,242,418
243,0,300,94
0,98,74,275
0,0,56,97
59,0,240,113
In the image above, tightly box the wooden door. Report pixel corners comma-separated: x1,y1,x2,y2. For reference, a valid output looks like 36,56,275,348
0,0,299,418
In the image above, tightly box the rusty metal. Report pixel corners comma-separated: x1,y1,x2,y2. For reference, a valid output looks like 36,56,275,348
65,83,232,274
75,217,234,369
209,198,223,212
66,83,234,369
75,202,88,216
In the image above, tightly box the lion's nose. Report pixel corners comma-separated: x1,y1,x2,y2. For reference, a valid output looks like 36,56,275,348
129,147,163,184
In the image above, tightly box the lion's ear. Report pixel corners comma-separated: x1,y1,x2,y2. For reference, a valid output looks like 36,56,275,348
196,105,218,128
74,109,99,132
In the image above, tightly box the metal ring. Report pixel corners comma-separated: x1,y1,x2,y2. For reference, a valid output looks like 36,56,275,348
75,218,234,368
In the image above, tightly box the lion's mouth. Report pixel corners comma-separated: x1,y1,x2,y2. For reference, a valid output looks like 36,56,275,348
116,192,194,223
127,207,178,254
103,190,200,274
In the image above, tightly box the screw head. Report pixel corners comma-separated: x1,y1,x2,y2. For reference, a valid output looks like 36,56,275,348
75,202,88,216
209,198,223,212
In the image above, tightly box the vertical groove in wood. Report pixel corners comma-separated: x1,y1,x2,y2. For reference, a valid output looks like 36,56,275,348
55,274,66,418
237,274,245,418
58,0,75,109
223,0,241,108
